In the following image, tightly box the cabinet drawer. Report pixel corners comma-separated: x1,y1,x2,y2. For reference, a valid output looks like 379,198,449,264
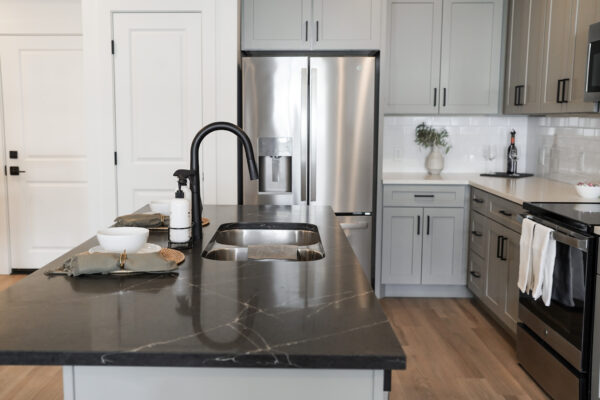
383,185,465,207
469,211,488,258
488,195,524,233
470,188,489,215
467,250,485,298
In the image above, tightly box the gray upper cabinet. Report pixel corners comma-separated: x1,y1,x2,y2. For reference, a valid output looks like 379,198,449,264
242,0,312,50
384,0,503,114
381,207,423,284
242,0,380,51
385,0,442,114
439,0,504,114
504,0,547,114
312,0,381,50
421,207,465,285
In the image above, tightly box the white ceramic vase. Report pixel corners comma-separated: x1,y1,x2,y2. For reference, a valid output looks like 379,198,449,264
425,146,444,175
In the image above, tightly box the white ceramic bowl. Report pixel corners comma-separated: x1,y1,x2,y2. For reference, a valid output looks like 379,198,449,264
96,227,149,253
150,200,171,215
575,184,600,199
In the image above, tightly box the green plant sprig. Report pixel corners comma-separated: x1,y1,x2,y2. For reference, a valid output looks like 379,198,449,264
414,122,452,154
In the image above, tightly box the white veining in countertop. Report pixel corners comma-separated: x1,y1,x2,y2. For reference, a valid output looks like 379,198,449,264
381,172,600,205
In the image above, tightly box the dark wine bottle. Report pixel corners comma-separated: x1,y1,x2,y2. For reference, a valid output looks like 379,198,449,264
506,130,518,175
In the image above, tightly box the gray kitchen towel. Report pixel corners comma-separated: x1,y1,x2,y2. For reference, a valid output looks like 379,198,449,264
61,253,120,276
113,213,167,228
551,246,586,307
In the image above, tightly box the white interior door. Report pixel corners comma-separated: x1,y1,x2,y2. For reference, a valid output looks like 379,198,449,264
113,12,215,215
0,36,88,271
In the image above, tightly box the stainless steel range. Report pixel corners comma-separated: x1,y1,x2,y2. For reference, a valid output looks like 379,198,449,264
519,202,599,400
240,56,376,283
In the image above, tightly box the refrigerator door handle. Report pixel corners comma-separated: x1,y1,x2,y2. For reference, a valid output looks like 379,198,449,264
300,67,308,202
340,221,369,230
309,67,317,203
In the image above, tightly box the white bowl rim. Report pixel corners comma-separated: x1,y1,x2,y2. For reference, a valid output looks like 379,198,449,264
98,227,149,236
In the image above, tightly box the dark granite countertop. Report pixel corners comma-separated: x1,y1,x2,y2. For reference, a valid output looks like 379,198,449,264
0,205,405,370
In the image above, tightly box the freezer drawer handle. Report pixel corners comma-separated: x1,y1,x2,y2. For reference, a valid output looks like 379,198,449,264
340,222,368,230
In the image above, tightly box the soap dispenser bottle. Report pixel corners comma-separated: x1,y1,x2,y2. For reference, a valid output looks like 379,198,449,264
169,170,192,248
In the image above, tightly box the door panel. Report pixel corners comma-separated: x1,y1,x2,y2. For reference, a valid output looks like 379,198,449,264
503,227,520,330
382,208,423,284
485,221,507,313
385,0,442,114
421,207,465,285
113,12,214,215
541,0,577,113
312,0,380,49
522,0,548,114
0,36,88,270
241,57,308,206
338,215,372,284
504,0,531,114
242,0,311,50
309,57,375,212
439,0,503,114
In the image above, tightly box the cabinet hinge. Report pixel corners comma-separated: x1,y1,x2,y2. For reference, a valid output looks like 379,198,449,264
114,151,117,166
111,40,115,55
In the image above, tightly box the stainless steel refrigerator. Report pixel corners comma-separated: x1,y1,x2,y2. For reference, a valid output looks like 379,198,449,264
240,56,376,282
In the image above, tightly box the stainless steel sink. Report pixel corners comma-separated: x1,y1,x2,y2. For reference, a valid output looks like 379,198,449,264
202,222,325,262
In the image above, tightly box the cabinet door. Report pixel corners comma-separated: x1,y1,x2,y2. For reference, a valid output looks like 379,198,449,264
421,208,465,285
381,207,423,284
384,0,442,114
484,221,507,315
566,0,600,112
469,210,489,258
242,0,311,50
502,227,520,332
540,0,577,113
504,0,531,114
522,0,548,114
312,0,381,50
439,0,503,114
468,250,486,298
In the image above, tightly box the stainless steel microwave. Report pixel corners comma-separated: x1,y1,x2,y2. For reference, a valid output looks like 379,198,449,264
585,22,600,102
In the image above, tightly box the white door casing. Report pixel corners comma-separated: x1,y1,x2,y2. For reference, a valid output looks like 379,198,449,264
113,12,214,215
0,36,89,271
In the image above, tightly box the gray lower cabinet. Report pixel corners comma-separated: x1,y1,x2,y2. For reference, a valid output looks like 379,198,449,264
382,206,465,285
468,187,522,334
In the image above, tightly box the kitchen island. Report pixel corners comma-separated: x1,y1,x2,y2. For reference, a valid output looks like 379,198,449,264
0,205,405,400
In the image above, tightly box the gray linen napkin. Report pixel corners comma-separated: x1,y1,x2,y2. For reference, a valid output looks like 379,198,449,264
61,253,120,276
49,253,177,276
113,213,167,228
124,253,177,273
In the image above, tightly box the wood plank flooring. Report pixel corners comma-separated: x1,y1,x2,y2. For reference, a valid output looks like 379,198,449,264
0,275,548,399
380,298,549,400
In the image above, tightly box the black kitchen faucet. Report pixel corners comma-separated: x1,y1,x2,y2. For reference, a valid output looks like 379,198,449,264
186,122,259,242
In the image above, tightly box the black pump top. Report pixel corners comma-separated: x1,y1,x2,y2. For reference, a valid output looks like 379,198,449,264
173,169,193,199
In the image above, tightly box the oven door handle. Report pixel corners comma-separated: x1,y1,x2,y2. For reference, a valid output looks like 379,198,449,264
520,214,591,252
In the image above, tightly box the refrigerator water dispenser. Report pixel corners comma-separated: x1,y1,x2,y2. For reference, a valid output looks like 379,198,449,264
258,137,292,193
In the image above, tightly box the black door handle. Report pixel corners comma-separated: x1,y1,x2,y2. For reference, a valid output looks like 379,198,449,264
315,20,319,41
305,21,308,41
9,166,26,176
500,237,507,261
433,88,437,107
499,210,513,217
426,215,430,235
562,78,569,103
414,194,434,198
496,235,503,258
473,198,484,204
556,79,563,103
515,85,524,106
417,215,421,236
470,271,481,278
471,230,483,237
443,88,447,106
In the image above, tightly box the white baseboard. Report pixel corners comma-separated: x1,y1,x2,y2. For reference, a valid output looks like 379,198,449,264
382,284,472,298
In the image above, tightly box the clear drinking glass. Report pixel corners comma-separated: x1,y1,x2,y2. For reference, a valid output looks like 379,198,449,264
482,145,497,174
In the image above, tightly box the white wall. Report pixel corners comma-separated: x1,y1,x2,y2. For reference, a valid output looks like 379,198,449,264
382,115,530,174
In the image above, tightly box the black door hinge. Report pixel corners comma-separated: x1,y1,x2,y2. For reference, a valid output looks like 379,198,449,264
114,151,118,166
111,40,115,55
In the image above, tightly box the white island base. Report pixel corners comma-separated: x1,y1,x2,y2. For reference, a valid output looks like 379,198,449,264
63,366,389,400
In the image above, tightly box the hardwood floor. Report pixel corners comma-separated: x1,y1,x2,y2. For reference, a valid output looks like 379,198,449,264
0,275,548,399
0,274,62,400
381,298,549,400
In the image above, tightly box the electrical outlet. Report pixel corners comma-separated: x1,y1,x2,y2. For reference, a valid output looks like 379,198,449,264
393,147,402,160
